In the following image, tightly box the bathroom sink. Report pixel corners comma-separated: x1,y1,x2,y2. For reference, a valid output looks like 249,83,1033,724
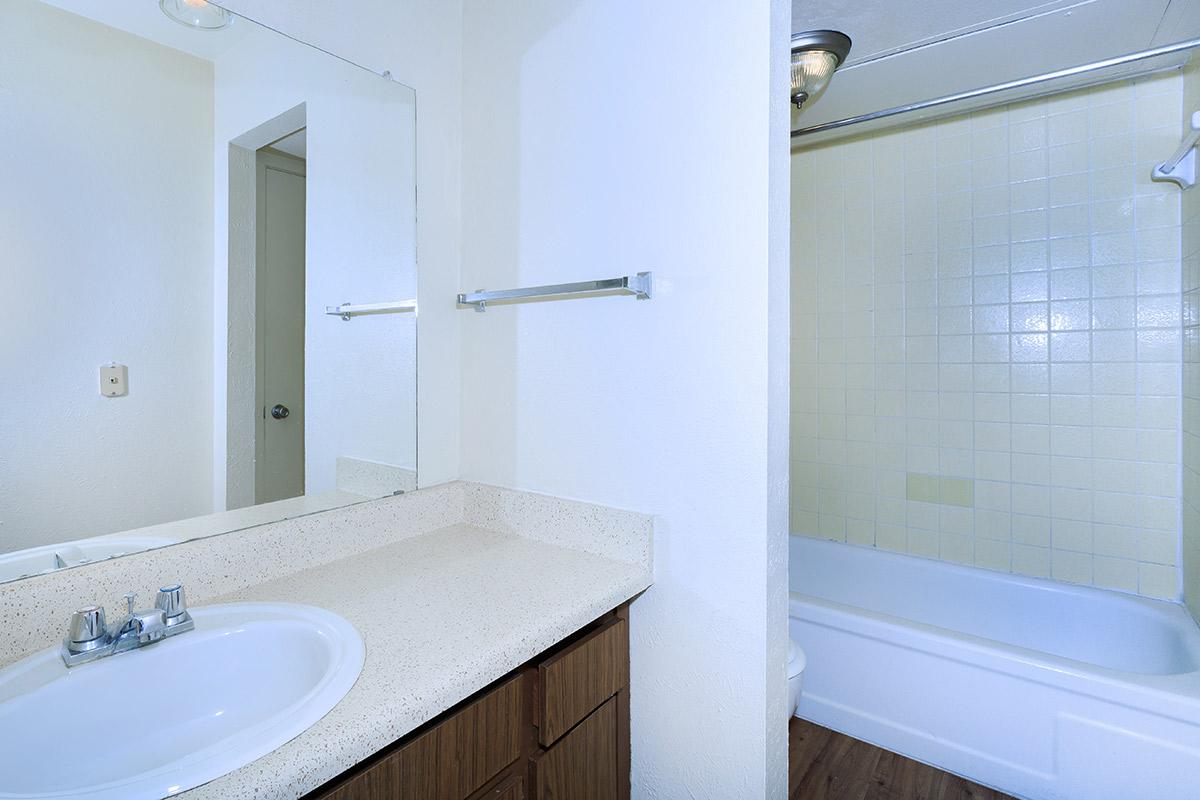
0,602,364,799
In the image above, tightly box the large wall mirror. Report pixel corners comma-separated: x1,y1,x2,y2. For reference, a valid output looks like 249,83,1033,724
0,0,418,583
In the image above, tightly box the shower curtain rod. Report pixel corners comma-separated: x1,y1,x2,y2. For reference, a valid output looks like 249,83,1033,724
791,37,1200,139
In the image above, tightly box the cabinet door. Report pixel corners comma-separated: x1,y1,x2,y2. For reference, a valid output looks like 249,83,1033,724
532,696,618,800
318,674,525,800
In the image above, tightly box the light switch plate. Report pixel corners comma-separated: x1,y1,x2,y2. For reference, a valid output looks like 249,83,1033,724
100,364,128,397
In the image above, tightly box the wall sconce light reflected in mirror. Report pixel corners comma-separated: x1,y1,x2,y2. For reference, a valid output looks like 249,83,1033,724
159,0,233,31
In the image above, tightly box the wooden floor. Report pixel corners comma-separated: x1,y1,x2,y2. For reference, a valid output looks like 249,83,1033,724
789,718,1015,800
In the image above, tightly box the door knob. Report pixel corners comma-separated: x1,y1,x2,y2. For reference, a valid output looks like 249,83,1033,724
270,403,290,420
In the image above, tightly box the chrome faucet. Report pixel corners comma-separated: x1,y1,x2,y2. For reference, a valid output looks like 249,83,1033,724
61,585,194,667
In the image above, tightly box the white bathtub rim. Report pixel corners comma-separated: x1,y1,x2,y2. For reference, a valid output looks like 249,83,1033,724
790,591,1200,726
789,536,1200,674
792,535,1194,617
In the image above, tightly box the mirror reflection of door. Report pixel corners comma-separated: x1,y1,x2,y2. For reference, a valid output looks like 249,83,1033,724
254,140,306,504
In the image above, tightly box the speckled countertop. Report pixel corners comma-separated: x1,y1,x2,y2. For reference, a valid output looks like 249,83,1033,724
178,523,652,800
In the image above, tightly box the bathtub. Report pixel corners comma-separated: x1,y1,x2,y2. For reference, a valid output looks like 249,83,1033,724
788,535,1200,800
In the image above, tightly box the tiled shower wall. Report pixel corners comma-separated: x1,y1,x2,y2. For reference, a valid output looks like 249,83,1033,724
1183,58,1200,616
790,72,1184,599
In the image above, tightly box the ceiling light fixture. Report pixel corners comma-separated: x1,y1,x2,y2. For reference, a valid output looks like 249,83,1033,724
159,0,233,31
790,30,852,110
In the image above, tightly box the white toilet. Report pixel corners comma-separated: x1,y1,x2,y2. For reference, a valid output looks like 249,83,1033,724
788,639,806,716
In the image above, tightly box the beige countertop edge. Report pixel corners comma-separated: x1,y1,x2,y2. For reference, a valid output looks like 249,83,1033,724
178,523,652,800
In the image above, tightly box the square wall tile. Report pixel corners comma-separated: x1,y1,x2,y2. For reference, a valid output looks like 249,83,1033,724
791,75,1183,600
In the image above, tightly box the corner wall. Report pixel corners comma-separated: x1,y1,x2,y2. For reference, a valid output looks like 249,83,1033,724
1183,57,1200,617
457,1,790,795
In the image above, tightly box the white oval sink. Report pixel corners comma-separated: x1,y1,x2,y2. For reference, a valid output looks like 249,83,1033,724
0,602,364,799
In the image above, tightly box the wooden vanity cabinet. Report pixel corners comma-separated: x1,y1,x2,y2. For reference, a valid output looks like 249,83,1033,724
305,604,631,800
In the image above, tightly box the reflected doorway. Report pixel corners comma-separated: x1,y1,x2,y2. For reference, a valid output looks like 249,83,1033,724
254,136,306,504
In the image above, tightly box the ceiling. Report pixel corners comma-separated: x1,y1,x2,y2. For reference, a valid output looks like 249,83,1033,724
792,0,1088,65
792,0,1200,139
35,0,253,61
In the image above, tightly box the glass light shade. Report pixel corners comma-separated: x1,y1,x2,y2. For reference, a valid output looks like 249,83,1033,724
791,49,840,108
159,0,233,30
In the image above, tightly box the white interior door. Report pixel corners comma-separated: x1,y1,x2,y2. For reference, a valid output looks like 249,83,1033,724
254,147,306,503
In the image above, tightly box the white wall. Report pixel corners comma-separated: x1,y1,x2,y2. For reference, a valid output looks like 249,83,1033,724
791,72,1185,599
457,1,790,796
218,0,464,490
195,2,792,793
0,0,214,551
208,24,418,505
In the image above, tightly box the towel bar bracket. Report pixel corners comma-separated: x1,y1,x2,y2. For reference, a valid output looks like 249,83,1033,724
1152,110,1200,190
1153,147,1196,189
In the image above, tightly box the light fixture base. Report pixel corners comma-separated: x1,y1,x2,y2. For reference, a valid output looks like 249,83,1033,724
159,0,233,31
790,30,852,65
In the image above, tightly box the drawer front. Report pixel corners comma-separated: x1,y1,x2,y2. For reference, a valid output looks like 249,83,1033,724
533,695,618,800
496,778,526,800
538,616,628,746
469,772,526,800
321,674,525,800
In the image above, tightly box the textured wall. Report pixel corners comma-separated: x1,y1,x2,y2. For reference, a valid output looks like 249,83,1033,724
0,0,214,551
791,72,1184,600
456,1,790,796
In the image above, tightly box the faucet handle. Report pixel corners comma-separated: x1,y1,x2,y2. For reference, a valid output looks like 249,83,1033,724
155,584,188,622
66,606,107,650
155,585,194,636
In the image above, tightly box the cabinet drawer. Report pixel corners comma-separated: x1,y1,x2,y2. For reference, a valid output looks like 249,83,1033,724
538,616,628,746
468,771,526,800
532,695,618,800
320,674,525,800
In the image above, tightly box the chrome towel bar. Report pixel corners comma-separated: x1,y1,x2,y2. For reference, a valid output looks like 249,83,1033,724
325,299,417,320
457,272,652,312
